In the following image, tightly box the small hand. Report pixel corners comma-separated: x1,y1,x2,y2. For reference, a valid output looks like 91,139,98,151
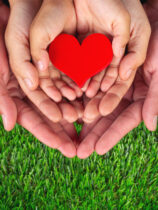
29,0,83,102
74,0,131,97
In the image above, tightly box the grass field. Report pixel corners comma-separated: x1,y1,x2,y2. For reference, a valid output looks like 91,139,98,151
0,119,158,209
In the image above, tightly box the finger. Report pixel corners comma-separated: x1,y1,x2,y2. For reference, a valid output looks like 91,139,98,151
5,1,39,90
61,73,83,98
119,26,151,80
40,78,62,102
112,10,130,58
85,70,105,98
99,71,136,116
0,80,17,131
30,0,68,76
96,100,143,155
36,117,77,158
101,57,119,92
14,98,76,158
59,102,78,123
83,92,103,123
18,77,62,122
78,99,130,159
77,117,112,159
143,72,158,131
54,79,76,101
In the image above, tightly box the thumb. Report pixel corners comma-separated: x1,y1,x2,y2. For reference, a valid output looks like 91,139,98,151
0,80,17,131
112,11,130,58
30,0,65,75
143,71,158,131
5,0,40,90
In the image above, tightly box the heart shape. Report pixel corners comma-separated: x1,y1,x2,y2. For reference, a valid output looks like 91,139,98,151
49,33,113,87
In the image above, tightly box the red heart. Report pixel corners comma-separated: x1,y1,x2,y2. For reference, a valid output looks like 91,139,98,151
49,33,113,87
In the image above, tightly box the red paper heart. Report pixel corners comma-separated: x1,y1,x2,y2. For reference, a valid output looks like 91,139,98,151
49,33,113,87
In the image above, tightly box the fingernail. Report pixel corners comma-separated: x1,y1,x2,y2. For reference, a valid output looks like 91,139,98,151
153,116,157,130
37,61,44,71
24,78,33,89
2,114,7,130
125,69,133,79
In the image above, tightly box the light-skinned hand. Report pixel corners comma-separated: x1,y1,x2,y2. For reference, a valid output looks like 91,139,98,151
77,70,147,159
29,0,83,102
0,1,77,158
0,2,17,131
82,0,151,123
5,0,82,123
74,0,131,98
142,0,158,131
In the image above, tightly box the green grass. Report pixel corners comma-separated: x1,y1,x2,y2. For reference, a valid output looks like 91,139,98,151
0,119,158,209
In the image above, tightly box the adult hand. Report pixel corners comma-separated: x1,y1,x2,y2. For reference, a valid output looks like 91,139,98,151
5,0,81,123
77,70,147,159
0,1,77,158
142,1,158,131
0,2,17,130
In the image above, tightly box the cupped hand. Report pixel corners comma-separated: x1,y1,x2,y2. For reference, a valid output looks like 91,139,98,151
29,0,83,102
83,0,151,123
0,1,78,158
77,70,147,159
74,0,131,97
5,0,82,123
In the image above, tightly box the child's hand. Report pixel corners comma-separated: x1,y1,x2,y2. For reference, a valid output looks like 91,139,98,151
29,0,82,102
74,0,131,97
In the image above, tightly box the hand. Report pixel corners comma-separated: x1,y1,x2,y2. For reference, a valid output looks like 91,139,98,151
74,0,131,97
4,75,77,158
82,0,151,123
142,1,158,131
29,0,83,102
5,0,82,123
77,70,147,159
0,2,17,131
0,1,78,158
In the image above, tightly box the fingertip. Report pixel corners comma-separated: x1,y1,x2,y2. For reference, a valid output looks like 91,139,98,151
77,143,94,159
1,101,17,131
95,143,106,156
58,142,76,158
